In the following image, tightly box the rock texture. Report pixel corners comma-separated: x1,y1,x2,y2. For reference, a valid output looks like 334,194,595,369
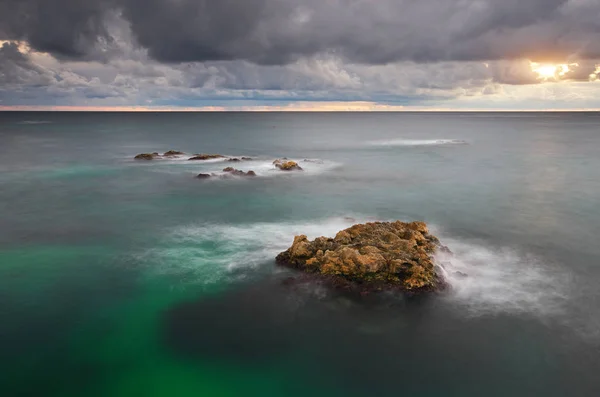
189,154,225,160
276,221,445,293
273,159,303,171
222,167,256,177
164,150,185,157
134,152,161,160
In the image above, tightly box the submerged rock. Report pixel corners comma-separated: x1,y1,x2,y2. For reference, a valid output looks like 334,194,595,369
164,150,185,157
228,158,242,162
273,159,303,171
276,221,446,293
222,167,257,177
189,154,225,161
135,152,161,160
196,173,212,179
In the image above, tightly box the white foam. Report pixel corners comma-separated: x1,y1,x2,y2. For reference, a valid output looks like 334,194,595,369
142,216,366,285
17,120,52,125
142,217,568,318
434,235,568,317
367,139,468,147
146,157,342,178
242,158,341,177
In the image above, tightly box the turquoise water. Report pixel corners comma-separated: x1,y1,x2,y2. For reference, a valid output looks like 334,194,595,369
1,112,599,396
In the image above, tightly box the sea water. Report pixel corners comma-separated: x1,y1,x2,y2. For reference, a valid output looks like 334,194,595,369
1,112,599,396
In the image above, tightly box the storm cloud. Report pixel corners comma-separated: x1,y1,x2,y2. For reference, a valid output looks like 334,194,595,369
1,0,600,109
1,0,600,64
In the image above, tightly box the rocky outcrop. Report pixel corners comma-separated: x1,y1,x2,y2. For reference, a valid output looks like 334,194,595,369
189,154,226,161
276,221,446,293
164,150,185,157
134,152,161,160
273,159,303,171
228,157,253,162
135,151,185,160
196,168,257,180
222,167,256,177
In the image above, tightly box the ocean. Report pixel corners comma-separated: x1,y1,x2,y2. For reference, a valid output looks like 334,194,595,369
0,111,599,396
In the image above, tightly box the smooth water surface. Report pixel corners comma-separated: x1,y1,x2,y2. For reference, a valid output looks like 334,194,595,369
1,112,599,396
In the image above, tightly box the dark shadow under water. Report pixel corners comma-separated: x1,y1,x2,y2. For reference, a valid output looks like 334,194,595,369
163,275,599,397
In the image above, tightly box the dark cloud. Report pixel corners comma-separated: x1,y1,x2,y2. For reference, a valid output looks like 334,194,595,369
2,0,600,65
2,0,600,109
0,0,116,58
0,42,53,86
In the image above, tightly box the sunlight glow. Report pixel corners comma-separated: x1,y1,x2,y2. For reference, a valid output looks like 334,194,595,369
530,62,578,81
591,65,600,82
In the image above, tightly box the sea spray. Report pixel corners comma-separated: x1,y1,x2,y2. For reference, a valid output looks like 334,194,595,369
142,217,567,318
434,235,568,317
367,139,468,147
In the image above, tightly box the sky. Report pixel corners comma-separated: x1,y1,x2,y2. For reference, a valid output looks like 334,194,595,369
1,0,600,111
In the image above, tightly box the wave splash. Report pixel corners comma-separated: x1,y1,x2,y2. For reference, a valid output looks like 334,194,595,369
145,156,341,178
142,217,362,285
435,236,567,317
368,139,468,147
145,218,567,318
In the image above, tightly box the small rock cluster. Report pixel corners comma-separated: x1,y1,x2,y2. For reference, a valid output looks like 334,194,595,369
134,152,306,179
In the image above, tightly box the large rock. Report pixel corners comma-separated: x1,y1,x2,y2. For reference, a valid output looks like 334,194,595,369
276,221,445,293
189,154,225,160
273,159,303,171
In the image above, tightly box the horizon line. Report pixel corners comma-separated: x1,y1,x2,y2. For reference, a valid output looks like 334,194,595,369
1,103,600,113
2,109,599,113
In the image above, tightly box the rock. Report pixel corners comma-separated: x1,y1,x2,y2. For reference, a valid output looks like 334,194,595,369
228,158,241,162
241,157,253,161
222,167,257,177
164,150,185,157
189,154,225,160
135,153,161,160
453,271,468,278
196,173,212,179
273,159,303,171
276,221,445,293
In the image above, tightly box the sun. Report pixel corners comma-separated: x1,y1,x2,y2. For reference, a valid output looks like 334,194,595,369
530,62,578,81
